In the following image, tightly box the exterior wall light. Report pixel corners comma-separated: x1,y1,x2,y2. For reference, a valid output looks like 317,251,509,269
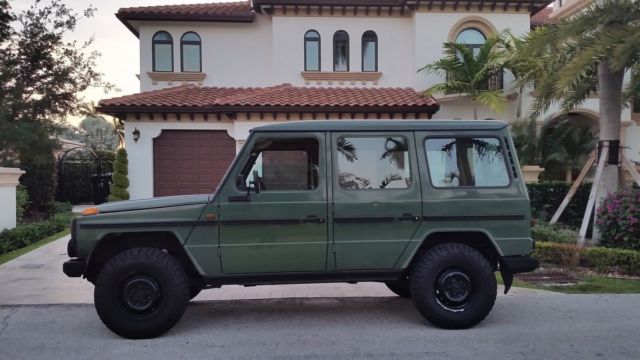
133,128,141,143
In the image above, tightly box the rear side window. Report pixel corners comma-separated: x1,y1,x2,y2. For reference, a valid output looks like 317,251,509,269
336,136,411,190
425,137,509,188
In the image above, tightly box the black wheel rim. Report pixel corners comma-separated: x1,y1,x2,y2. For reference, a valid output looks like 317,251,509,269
435,268,473,311
119,274,162,316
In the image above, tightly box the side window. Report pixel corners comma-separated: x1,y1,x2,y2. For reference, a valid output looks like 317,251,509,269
238,138,319,191
152,31,173,72
304,30,321,71
425,137,509,188
337,136,411,190
181,32,201,72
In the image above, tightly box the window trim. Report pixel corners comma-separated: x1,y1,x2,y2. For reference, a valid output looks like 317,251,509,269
180,31,202,73
335,134,413,191
304,30,321,72
423,136,512,189
361,30,378,72
333,30,350,72
152,31,174,72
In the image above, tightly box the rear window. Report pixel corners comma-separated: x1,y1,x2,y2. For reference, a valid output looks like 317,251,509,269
425,137,509,188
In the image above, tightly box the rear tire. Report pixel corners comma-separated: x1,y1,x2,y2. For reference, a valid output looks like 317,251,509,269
410,243,497,329
385,279,411,298
94,247,190,339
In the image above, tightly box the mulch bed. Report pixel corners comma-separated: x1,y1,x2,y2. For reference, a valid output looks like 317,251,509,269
515,271,579,285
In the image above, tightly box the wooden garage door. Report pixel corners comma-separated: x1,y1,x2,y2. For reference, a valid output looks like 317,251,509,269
153,130,236,197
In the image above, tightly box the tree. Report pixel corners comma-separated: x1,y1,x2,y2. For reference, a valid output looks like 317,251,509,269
79,101,124,149
521,0,640,242
539,119,597,182
76,116,120,151
0,1,110,215
419,36,507,119
108,148,130,202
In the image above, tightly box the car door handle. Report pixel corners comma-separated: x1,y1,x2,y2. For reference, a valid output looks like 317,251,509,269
397,214,421,222
302,216,325,224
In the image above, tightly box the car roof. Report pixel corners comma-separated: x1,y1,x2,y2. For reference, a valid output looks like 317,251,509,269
253,120,508,132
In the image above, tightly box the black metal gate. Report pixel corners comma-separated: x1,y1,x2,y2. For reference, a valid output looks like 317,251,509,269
56,147,114,205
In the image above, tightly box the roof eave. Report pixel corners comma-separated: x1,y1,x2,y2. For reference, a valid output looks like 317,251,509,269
116,12,256,38
96,104,440,117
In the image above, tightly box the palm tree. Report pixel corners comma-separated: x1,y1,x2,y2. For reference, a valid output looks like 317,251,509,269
79,101,125,149
521,0,640,241
419,36,507,119
539,118,597,182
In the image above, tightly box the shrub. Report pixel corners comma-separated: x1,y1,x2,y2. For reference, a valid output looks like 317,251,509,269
20,149,57,218
15,185,29,225
596,190,640,251
533,242,640,276
527,182,591,228
0,202,72,255
108,148,129,202
531,221,578,244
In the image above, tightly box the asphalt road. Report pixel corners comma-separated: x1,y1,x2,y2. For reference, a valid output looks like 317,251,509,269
1,294,639,360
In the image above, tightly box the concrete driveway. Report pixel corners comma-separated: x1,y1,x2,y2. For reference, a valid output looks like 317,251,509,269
1,235,639,359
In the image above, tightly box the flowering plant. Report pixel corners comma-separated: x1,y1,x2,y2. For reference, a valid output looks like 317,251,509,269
596,190,640,250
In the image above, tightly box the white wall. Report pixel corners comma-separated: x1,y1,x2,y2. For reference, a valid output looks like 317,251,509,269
139,16,274,91
0,168,25,231
271,15,415,87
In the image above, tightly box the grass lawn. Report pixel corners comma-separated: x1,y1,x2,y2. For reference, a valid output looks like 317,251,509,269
0,228,70,266
496,272,640,294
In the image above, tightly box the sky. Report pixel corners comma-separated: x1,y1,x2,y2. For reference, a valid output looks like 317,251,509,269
10,0,239,124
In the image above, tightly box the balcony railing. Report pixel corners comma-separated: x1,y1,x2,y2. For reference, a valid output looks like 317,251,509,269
445,70,504,92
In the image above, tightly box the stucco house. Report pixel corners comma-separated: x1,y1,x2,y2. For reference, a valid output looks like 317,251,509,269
97,0,640,200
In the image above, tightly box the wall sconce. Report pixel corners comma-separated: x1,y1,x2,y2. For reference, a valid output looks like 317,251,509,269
132,128,141,143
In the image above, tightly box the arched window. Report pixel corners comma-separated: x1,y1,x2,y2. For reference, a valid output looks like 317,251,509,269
152,31,173,72
456,28,486,57
304,30,321,71
181,32,201,72
333,31,349,72
361,31,378,72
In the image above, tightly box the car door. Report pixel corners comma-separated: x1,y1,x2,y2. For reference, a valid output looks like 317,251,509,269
218,132,329,274
330,131,422,270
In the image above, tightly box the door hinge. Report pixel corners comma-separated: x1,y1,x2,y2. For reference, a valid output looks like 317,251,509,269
332,243,336,253
331,203,335,214
217,247,221,257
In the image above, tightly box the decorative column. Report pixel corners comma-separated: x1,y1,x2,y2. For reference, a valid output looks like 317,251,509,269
0,167,25,231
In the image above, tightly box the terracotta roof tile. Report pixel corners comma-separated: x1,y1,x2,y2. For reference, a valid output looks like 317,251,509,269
531,6,552,27
98,83,439,112
118,1,253,18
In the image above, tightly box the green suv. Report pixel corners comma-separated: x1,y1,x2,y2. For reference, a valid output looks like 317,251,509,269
63,120,538,339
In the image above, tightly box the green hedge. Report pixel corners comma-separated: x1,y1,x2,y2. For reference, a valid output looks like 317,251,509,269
527,182,591,228
0,203,72,255
531,222,578,244
534,241,640,276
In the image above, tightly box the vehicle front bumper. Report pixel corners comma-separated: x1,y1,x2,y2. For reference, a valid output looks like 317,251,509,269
63,259,85,277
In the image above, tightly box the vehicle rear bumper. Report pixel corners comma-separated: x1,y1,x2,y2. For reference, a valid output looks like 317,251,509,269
500,255,539,274
63,259,85,277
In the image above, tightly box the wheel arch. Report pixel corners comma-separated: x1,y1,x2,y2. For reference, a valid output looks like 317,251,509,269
84,231,201,284
405,229,503,272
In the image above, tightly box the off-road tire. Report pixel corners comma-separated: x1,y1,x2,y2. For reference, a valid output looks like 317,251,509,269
189,286,202,300
94,248,190,339
385,279,411,298
410,243,497,329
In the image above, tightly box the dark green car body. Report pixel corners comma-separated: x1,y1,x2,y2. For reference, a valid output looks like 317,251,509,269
64,120,537,291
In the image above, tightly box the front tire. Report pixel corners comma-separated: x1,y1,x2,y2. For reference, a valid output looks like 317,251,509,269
94,248,190,339
410,243,497,329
